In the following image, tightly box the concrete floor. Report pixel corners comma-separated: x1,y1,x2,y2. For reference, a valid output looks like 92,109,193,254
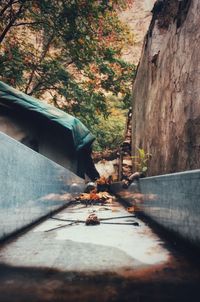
0,197,200,301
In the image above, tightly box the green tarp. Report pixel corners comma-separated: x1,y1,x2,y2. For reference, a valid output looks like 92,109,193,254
0,81,95,151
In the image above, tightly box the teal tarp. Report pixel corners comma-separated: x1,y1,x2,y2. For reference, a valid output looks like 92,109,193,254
0,81,95,151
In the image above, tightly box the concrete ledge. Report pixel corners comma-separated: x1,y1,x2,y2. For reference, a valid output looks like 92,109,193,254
139,170,200,248
0,132,85,240
111,170,200,248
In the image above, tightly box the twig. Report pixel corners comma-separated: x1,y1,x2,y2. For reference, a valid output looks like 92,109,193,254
45,222,78,232
50,215,135,223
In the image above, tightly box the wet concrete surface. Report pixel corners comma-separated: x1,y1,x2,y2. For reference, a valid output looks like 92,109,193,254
0,197,200,301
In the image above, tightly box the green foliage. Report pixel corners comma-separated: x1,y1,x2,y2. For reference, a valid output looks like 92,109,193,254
0,40,25,87
92,94,127,151
0,0,136,149
132,148,151,174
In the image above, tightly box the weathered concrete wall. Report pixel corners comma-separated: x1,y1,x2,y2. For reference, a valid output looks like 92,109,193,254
132,0,200,175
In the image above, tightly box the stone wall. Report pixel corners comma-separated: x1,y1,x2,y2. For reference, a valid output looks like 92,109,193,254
132,0,200,175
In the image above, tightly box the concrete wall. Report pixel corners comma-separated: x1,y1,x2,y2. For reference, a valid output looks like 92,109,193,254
139,170,200,248
0,103,77,173
132,0,200,175
111,170,200,249
0,131,85,240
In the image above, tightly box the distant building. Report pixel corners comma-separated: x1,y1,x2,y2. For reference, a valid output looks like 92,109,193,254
0,81,99,180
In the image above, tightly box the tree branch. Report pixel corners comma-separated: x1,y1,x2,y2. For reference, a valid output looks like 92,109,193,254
27,80,44,95
25,33,55,94
63,60,74,68
28,81,59,96
30,86,59,93
0,0,18,17
0,2,25,43
12,21,43,27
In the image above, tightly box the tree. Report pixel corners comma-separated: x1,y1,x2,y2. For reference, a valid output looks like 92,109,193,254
92,94,127,151
0,0,135,142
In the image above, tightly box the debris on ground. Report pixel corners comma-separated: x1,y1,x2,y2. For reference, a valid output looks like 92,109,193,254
96,176,113,191
46,210,139,231
84,182,97,193
85,213,100,225
122,172,141,188
73,175,140,228
76,190,113,206
127,206,135,213
76,175,113,206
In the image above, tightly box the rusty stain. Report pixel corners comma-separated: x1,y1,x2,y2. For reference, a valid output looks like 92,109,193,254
0,255,200,302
